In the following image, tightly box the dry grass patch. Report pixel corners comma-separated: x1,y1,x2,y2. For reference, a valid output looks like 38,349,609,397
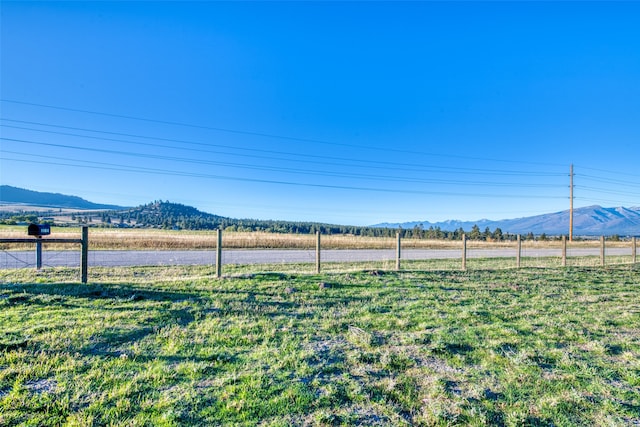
2,227,632,251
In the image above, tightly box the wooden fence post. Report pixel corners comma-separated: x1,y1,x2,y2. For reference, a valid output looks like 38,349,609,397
462,234,467,271
35,236,43,270
562,235,567,267
216,228,222,278
633,237,637,264
600,236,605,267
396,232,401,271
516,234,521,268
81,226,88,284
316,231,321,274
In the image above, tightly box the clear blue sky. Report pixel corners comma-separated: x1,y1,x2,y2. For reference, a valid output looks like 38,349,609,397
1,1,639,225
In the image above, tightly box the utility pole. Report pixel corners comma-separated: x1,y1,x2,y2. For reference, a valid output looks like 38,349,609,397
569,164,574,242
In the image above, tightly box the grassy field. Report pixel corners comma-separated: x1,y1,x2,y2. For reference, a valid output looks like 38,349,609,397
1,264,638,426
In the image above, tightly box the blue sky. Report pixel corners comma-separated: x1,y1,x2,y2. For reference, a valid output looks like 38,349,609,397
1,1,639,225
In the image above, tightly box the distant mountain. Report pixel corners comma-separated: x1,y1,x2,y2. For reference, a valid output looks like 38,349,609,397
373,206,640,236
0,185,126,210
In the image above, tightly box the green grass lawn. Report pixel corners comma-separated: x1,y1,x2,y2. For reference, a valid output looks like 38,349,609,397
1,264,639,426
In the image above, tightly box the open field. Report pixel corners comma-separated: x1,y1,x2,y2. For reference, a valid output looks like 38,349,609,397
0,227,633,251
1,265,638,426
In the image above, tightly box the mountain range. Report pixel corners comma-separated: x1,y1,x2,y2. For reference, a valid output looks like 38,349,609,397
1,185,639,235
373,206,640,236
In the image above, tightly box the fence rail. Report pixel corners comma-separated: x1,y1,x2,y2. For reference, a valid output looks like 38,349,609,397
1,229,637,281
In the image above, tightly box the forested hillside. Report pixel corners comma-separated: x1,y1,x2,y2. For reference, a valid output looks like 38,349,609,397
124,202,511,240
124,201,400,236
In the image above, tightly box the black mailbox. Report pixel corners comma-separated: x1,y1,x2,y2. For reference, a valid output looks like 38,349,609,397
28,224,51,237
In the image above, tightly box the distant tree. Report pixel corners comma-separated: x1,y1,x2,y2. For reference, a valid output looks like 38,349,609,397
469,224,481,240
483,227,492,241
492,227,503,241
451,227,464,240
425,226,435,239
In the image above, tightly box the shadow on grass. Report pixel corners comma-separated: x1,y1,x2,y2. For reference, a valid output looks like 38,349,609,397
81,308,205,361
1,282,200,304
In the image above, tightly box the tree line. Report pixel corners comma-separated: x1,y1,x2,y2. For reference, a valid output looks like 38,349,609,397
0,201,559,241
99,202,540,241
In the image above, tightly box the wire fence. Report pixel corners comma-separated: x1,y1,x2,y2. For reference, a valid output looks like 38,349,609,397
0,248,83,269
1,229,637,283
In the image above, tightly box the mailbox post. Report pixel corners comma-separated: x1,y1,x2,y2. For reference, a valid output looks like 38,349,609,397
36,236,43,270
28,224,51,270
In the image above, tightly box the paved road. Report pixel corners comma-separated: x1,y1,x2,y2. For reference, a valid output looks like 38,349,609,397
0,247,634,268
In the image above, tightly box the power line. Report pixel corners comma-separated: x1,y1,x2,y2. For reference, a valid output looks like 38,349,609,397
9,100,635,213
1,137,566,188
576,197,640,206
575,185,640,198
0,120,566,177
0,98,567,167
577,173,640,189
577,165,640,179
0,152,568,199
